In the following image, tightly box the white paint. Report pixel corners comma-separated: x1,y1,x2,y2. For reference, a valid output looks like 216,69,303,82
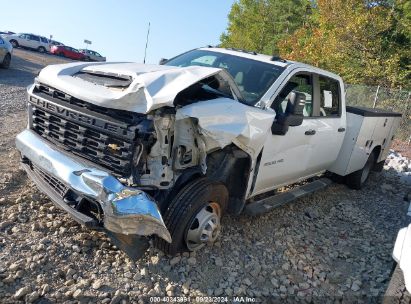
37,62,237,114
393,224,411,293
330,113,401,176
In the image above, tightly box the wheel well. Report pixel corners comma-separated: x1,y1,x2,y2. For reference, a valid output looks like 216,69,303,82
204,145,251,215
371,145,382,161
156,145,252,215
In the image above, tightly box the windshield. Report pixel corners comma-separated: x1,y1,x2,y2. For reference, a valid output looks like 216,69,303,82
165,49,285,105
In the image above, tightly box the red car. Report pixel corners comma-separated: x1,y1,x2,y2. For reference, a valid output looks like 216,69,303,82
50,45,85,61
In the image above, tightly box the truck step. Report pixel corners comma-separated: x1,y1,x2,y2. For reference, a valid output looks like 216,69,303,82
245,178,333,216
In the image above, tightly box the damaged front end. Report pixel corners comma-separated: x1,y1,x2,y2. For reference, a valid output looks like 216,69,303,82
16,60,274,258
16,129,171,258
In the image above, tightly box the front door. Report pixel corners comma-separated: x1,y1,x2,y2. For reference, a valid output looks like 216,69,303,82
252,73,317,196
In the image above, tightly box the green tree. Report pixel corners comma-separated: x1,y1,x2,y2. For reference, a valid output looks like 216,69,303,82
277,0,411,89
220,0,310,54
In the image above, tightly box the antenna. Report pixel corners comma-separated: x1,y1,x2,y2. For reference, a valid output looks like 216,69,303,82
143,22,151,64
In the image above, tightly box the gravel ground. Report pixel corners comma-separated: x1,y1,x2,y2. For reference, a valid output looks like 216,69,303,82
0,49,411,303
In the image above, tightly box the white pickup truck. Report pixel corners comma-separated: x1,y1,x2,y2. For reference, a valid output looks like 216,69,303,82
15,47,402,259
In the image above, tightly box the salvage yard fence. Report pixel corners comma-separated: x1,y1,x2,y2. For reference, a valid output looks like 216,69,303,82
345,84,411,143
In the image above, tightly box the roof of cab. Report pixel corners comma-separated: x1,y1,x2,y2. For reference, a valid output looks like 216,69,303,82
199,47,342,81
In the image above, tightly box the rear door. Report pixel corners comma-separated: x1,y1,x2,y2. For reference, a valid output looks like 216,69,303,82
28,35,40,49
303,75,346,173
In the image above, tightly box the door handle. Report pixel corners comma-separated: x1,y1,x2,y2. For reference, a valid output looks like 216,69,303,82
305,130,316,136
338,127,346,132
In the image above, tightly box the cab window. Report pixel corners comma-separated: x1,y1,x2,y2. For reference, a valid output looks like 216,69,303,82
272,73,313,117
30,35,40,42
318,76,340,116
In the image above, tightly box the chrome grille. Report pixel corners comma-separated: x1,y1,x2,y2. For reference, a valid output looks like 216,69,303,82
29,84,141,176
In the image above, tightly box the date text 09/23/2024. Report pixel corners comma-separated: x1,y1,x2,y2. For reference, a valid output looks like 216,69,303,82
149,296,257,302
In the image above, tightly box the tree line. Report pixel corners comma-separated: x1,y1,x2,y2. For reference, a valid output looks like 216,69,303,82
220,0,410,90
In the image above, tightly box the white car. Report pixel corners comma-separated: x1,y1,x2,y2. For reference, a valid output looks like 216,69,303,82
79,49,106,62
0,36,13,68
6,33,50,53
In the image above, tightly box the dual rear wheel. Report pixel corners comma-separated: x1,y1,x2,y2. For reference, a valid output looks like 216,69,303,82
346,152,377,189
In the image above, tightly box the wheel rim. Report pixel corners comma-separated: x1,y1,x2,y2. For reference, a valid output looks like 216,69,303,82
185,201,221,251
11,41,17,47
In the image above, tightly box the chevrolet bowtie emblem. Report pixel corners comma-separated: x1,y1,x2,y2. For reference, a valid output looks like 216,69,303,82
108,143,121,151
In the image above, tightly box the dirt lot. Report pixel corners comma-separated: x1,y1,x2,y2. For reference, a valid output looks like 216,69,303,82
0,49,410,303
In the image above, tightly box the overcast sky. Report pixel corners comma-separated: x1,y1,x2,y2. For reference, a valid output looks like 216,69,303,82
2,0,234,63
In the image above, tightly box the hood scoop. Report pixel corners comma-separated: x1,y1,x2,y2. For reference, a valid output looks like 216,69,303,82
74,70,133,89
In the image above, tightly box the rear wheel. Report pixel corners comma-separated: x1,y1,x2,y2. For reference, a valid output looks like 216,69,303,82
37,46,46,53
1,53,11,69
10,40,18,48
154,178,228,255
346,152,376,189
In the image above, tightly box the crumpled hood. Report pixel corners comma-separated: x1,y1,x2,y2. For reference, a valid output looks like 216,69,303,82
36,62,238,114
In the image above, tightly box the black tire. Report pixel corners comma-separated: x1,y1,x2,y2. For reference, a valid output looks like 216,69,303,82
10,40,18,48
37,46,46,53
373,160,385,172
383,264,411,304
1,53,11,69
346,152,376,190
154,178,228,255
84,56,90,61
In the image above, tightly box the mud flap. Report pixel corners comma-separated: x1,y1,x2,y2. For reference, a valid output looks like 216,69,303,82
106,231,150,260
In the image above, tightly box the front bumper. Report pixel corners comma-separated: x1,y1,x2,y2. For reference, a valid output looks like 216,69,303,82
16,129,171,243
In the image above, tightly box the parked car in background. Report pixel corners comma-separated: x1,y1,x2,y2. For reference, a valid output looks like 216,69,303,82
0,36,13,68
79,49,106,62
6,33,50,53
50,45,85,61
0,31,15,36
50,40,65,46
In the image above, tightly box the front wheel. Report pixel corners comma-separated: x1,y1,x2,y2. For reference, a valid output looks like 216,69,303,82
37,46,46,53
10,40,18,48
1,53,11,69
154,178,228,255
346,152,376,190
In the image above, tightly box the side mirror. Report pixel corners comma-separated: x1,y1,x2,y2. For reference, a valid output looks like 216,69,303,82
272,92,306,135
158,58,168,65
